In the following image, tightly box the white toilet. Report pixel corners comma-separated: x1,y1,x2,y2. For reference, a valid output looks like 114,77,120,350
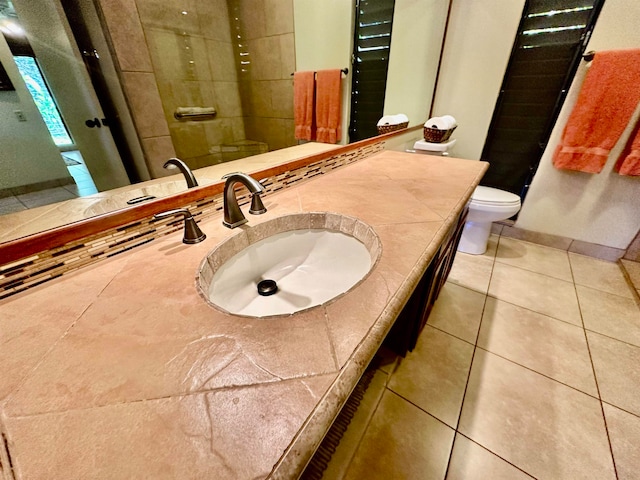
457,186,520,254
408,138,522,255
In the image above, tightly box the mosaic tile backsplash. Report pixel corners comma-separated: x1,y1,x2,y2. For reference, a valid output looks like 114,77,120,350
0,143,383,299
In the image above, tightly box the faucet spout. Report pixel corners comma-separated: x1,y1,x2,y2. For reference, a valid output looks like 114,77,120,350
163,158,198,188
222,172,266,228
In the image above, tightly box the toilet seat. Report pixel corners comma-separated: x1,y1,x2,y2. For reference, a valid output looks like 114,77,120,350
471,186,521,207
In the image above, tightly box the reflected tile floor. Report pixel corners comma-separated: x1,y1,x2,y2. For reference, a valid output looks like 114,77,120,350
0,151,98,213
306,234,640,480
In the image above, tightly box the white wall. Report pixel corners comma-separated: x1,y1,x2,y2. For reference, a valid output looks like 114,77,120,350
383,0,449,127
517,0,640,249
0,35,71,191
293,0,354,145
431,0,525,160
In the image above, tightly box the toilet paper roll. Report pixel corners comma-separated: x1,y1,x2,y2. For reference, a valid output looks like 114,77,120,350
425,117,449,130
377,115,397,126
440,115,457,129
394,113,409,123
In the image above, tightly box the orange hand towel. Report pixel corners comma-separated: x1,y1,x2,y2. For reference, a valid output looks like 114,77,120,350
294,71,315,141
315,69,342,144
553,49,640,173
616,118,640,176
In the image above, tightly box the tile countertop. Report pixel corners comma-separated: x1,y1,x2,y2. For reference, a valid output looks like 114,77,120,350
0,151,487,480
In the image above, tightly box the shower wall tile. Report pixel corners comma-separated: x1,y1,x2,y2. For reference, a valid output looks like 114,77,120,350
204,119,236,147
251,37,282,81
146,30,211,82
244,117,259,143
136,0,200,35
283,119,295,145
207,40,238,82
195,0,232,41
170,124,211,159
140,135,177,178
270,80,294,118
189,153,224,169
97,0,153,72
264,119,290,151
265,0,294,36
279,33,295,78
250,81,272,117
231,118,246,141
213,82,244,117
122,72,170,138
238,0,266,40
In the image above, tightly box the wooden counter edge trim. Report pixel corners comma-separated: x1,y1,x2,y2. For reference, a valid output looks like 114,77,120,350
269,163,489,479
0,127,421,265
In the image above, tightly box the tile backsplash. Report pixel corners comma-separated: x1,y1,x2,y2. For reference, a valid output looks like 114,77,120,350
0,142,383,300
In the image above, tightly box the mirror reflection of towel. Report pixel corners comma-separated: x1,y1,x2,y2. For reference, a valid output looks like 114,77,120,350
315,69,342,144
294,71,316,141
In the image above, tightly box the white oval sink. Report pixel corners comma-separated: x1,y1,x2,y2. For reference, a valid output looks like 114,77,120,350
84,178,213,216
197,213,380,318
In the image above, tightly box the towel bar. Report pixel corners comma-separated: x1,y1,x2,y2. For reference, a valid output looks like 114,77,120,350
291,68,349,77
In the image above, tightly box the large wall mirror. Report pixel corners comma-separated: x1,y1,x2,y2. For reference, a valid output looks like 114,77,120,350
0,0,450,245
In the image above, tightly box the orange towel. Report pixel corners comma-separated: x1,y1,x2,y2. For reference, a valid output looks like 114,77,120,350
553,49,640,173
315,69,342,144
294,71,315,141
616,118,640,176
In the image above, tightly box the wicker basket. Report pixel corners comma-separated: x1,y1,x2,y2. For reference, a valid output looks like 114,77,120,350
377,121,409,135
423,125,456,143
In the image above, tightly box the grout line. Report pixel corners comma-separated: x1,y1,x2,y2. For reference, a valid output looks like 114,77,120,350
569,255,620,480
601,400,640,421
443,233,500,479
455,432,538,479
473,346,600,400
583,328,640,351
426,322,476,347
493,258,576,285
483,293,584,330
384,388,455,431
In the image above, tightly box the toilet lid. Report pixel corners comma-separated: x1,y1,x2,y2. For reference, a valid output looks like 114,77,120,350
471,186,521,206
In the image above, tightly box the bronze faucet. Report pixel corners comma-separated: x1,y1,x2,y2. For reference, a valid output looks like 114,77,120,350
222,172,267,228
163,158,198,188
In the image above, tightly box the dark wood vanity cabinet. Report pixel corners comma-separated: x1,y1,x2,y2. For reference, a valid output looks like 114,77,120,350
384,206,469,356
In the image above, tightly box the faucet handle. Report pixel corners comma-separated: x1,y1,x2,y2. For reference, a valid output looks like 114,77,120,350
153,208,206,244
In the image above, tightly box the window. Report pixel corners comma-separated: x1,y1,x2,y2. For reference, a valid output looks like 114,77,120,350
480,0,605,198
349,0,396,142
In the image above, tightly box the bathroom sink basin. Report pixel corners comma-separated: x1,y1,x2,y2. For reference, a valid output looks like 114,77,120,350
84,179,213,216
197,213,381,317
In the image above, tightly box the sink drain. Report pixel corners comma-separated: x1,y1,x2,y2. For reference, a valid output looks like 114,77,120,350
257,279,278,296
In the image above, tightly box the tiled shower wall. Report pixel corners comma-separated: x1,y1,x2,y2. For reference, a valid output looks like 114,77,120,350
96,0,296,178
230,0,296,151
140,0,247,169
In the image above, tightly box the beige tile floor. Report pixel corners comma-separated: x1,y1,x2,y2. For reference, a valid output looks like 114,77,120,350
309,234,640,480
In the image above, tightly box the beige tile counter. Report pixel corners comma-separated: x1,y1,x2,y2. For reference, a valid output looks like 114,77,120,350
0,151,486,479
